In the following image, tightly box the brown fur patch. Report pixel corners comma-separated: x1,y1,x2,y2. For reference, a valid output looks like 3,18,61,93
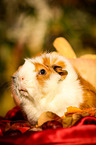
56,61,66,68
34,55,67,87
43,57,51,67
77,73,96,109
34,63,52,86
43,56,66,68
34,56,67,86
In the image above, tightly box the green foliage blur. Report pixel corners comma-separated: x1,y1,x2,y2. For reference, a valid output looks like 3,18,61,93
0,0,96,116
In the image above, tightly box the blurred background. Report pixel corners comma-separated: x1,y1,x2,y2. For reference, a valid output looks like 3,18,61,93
0,0,96,117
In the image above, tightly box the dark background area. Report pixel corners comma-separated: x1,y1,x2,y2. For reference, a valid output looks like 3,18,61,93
0,0,96,116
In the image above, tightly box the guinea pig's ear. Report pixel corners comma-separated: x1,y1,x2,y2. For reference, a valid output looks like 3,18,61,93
52,65,68,80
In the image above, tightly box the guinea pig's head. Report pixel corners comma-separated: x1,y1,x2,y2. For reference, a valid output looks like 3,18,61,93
12,53,77,105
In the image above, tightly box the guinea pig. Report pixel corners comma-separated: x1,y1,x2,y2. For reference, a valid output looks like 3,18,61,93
12,53,96,125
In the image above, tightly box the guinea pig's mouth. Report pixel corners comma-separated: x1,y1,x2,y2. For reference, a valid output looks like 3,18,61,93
19,89,28,96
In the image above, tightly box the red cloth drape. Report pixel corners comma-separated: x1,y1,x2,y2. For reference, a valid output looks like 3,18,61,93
0,106,96,145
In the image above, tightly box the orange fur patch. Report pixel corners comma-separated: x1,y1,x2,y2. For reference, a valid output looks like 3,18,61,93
43,57,51,67
56,61,66,68
43,55,66,68
77,73,96,109
34,63,52,86
34,56,67,86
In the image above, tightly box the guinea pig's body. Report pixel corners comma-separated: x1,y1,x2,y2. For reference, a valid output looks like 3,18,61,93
12,53,96,125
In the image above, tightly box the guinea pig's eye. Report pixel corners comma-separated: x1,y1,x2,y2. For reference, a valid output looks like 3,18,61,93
39,69,46,75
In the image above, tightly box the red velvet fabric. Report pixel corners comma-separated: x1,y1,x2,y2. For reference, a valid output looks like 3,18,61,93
0,106,96,145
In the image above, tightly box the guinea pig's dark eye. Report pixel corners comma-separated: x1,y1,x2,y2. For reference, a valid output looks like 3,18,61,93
39,69,46,75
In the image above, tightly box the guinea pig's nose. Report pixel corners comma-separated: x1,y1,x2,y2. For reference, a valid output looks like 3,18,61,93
11,76,16,83
11,76,16,79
